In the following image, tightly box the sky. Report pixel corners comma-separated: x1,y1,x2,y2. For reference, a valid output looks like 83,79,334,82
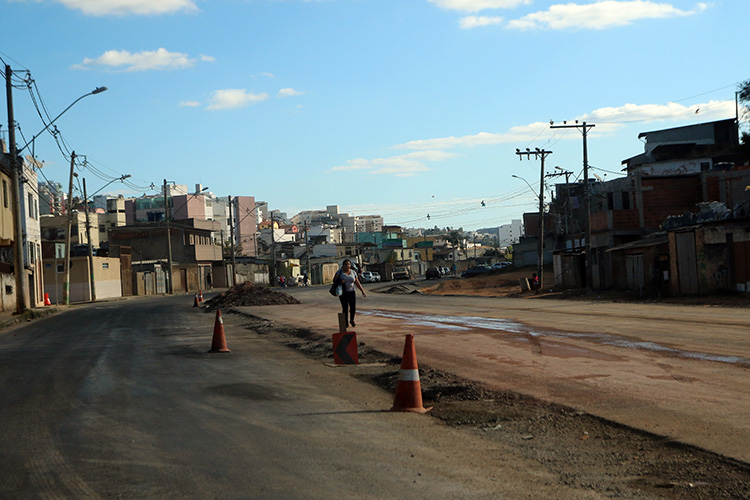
1,0,748,231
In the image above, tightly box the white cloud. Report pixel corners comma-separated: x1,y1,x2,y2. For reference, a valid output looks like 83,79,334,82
395,130,529,150
428,0,530,13
396,99,734,150
56,0,198,16
206,89,269,110
460,15,504,28
278,88,305,97
329,151,458,177
507,1,709,31
580,99,734,124
262,72,276,78
74,48,209,72
200,55,216,63
179,101,201,107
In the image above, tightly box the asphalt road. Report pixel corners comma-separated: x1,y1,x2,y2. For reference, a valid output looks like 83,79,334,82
0,295,608,499
244,282,750,464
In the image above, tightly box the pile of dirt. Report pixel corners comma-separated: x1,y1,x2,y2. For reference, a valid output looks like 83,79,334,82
203,282,301,309
373,283,422,294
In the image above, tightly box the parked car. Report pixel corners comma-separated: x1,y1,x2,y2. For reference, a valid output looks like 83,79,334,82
393,266,411,280
425,267,442,280
462,265,493,278
371,272,381,282
360,271,377,283
492,262,512,270
440,267,450,275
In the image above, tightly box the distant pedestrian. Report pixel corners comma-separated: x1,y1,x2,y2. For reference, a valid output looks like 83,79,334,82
302,273,309,287
206,272,212,290
451,264,457,276
531,272,540,292
335,259,366,327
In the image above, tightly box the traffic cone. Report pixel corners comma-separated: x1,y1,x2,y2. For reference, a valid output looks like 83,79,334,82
44,293,51,306
390,334,431,413
193,293,200,307
208,309,230,353
198,289,204,302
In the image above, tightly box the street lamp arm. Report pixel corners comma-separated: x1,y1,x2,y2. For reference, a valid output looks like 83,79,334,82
168,186,210,220
88,174,131,199
17,86,108,154
511,174,539,199
231,201,264,230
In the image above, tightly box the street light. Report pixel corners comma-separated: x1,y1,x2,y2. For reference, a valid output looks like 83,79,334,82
512,173,545,290
5,66,108,308
18,86,108,154
512,174,536,195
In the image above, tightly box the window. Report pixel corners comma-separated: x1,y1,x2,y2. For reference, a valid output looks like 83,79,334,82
102,263,109,269
28,194,33,218
99,224,106,233
622,192,630,210
2,180,7,208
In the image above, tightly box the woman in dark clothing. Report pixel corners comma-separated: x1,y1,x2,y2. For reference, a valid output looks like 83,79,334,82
336,259,366,327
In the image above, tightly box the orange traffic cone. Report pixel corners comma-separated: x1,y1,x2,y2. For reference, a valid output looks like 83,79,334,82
390,334,431,413
198,289,204,302
44,293,51,306
208,309,230,353
193,293,200,307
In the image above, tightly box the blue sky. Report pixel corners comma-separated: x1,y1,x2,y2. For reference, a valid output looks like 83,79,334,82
2,0,747,230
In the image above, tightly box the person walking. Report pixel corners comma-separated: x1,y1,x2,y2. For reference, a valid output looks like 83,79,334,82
335,259,366,327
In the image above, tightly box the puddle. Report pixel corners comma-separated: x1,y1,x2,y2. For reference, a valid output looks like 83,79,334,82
360,310,750,367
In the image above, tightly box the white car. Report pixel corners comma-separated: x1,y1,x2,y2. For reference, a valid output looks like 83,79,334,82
371,272,381,282
360,271,377,283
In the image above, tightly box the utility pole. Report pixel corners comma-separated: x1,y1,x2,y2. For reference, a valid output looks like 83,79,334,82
83,178,96,301
228,196,236,286
515,147,552,289
163,179,173,294
5,65,29,313
551,121,595,288
304,222,311,277
269,214,276,285
63,152,76,305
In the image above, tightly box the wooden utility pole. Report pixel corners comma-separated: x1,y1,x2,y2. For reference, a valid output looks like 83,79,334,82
163,179,173,294
551,120,595,288
63,152,76,305
515,148,552,289
5,65,29,312
83,178,96,301
228,196,236,286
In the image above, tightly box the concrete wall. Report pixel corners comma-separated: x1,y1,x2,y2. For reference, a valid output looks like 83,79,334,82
0,273,15,311
43,256,122,303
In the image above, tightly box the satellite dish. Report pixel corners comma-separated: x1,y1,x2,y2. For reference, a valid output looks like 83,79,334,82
593,173,603,182
25,155,43,169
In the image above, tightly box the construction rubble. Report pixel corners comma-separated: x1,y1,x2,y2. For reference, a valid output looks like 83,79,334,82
203,282,301,310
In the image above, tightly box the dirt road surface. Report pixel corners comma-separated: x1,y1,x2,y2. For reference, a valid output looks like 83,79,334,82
236,282,750,468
